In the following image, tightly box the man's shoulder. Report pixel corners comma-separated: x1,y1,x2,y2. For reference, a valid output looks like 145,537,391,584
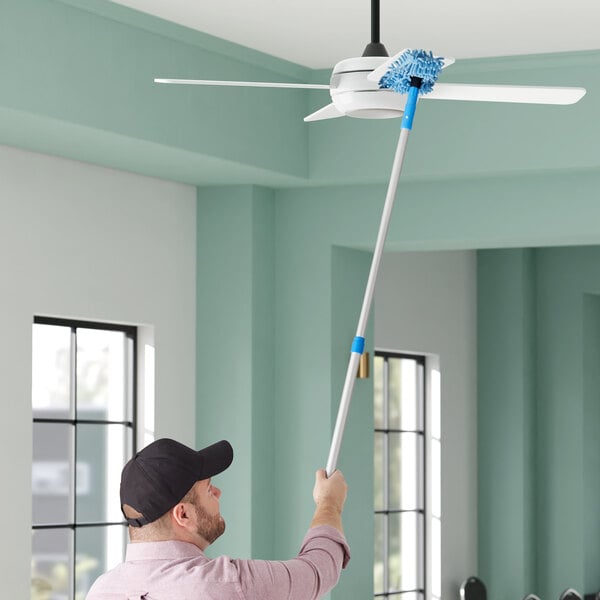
85,553,243,599
85,564,128,599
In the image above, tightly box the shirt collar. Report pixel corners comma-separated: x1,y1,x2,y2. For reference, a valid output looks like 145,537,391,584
126,540,206,562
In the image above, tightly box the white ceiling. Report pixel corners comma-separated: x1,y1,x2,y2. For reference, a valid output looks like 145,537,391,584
110,0,600,69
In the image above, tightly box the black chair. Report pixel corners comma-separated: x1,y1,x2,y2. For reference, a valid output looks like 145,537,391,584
560,589,582,600
460,576,487,600
522,594,541,600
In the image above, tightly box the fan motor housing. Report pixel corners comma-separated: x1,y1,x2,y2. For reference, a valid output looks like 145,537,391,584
329,56,407,119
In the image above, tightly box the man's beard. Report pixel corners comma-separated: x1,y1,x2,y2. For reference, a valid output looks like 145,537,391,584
194,504,225,544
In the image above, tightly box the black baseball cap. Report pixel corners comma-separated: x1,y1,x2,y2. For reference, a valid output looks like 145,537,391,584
120,438,234,527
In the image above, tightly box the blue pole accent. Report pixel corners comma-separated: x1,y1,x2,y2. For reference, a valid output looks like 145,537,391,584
351,336,365,354
401,85,420,130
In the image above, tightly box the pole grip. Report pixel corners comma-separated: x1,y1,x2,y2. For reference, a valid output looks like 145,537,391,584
326,351,362,476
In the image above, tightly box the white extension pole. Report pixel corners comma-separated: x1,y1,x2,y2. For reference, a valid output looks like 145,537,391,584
326,125,412,476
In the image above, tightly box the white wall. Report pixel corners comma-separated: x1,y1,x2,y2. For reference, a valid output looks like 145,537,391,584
0,144,197,597
375,250,478,600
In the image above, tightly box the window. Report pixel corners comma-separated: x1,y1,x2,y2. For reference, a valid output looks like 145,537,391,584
374,351,440,600
31,317,137,600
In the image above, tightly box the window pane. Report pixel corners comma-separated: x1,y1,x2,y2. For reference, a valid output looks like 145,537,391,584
374,355,384,429
76,424,133,523
431,368,441,440
431,438,441,519
31,527,72,600
76,525,128,599
386,593,423,600
374,432,385,511
431,517,441,599
388,512,422,592
388,358,419,431
32,324,71,419
76,328,130,421
143,343,155,446
32,422,74,526
388,433,423,510
374,513,385,595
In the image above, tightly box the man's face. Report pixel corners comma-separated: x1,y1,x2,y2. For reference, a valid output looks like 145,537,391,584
189,479,225,544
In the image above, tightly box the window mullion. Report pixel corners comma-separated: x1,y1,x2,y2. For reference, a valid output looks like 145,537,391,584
70,327,77,600
69,328,77,421
383,357,390,595
417,361,426,595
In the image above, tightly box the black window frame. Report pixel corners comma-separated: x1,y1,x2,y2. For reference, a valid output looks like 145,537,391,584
31,315,138,598
374,350,427,600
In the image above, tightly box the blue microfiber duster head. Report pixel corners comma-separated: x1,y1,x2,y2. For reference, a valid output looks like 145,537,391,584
378,49,444,94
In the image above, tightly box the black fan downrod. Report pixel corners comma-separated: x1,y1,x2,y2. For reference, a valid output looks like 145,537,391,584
362,0,389,57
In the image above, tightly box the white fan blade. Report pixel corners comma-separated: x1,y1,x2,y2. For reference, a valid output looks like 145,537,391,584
154,78,330,90
304,103,345,122
367,50,455,84
423,83,586,105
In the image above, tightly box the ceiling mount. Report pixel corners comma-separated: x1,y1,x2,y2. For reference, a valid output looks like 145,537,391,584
362,0,388,57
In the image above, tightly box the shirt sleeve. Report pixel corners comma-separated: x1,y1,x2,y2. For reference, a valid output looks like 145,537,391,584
233,525,351,600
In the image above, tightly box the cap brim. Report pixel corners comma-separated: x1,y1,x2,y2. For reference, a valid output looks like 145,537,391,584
198,440,233,478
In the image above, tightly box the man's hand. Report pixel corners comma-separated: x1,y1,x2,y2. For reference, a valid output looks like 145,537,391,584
313,469,347,512
310,469,348,532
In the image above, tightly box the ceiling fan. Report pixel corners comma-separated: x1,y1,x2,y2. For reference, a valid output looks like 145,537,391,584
154,0,586,122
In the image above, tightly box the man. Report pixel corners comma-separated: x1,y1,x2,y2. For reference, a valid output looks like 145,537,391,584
86,438,350,599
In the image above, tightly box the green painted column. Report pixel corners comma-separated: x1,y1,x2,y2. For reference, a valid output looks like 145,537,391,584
196,185,275,559
250,187,276,559
583,294,600,595
477,249,536,599
535,247,588,599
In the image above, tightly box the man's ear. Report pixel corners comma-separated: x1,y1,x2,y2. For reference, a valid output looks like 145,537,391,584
171,502,193,529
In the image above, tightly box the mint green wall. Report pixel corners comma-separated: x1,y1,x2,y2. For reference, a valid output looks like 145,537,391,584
196,186,276,559
478,247,600,600
1,0,311,185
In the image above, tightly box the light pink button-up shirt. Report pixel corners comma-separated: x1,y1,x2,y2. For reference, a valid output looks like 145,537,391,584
85,525,350,600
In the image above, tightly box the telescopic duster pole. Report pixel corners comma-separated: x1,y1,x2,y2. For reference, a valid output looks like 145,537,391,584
325,58,440,476
325,122,412,477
